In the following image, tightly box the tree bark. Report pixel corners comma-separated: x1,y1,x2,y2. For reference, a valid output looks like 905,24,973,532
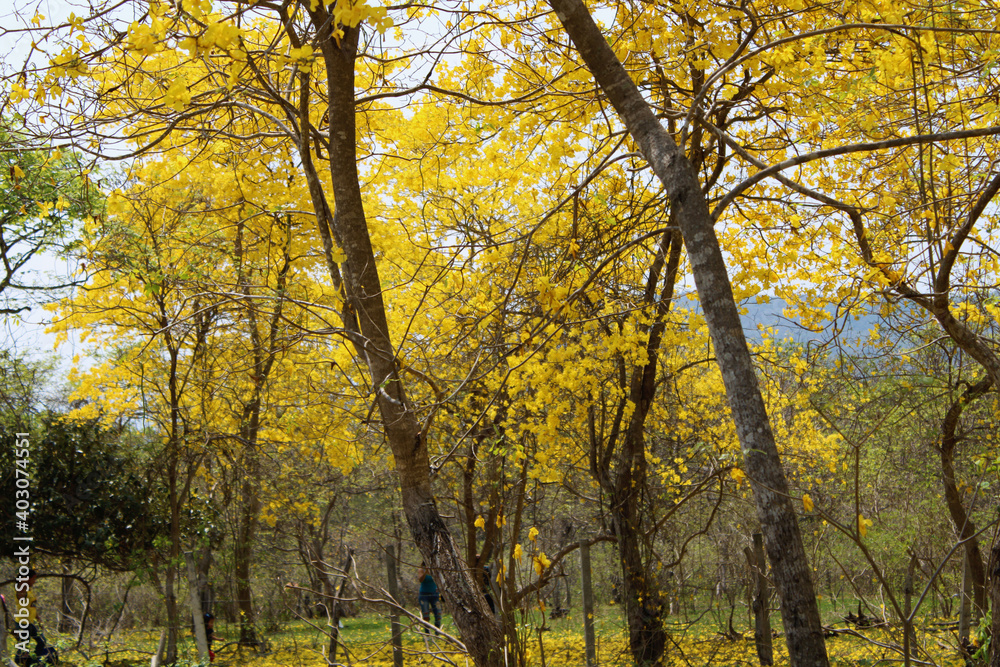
164,451,181,664
60,560,74,633
320,549,354,665
297,14,504,666
230,215,292,646
163,548,179,662
990,541,1000,667
185,552,210,664
940,377,992,621
195,548,214,624
386,546,404,667
902,553,917,665
599,227,681,665
547,1,829,664
745,533,773,666
580,196,682,664
580,543,597,667
234,484,260,644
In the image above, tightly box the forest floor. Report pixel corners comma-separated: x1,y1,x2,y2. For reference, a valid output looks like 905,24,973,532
36,603,972,667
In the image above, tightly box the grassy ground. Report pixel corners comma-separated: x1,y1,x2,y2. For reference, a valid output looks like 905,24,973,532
28,603,971,667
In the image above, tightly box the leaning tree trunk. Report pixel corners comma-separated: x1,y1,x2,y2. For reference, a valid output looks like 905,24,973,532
293,12,504,666
547,1,829,664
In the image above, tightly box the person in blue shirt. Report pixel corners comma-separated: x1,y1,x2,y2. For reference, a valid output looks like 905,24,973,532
416,561,441,633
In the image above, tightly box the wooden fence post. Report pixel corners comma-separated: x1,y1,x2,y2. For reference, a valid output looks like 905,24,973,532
386,545,404,667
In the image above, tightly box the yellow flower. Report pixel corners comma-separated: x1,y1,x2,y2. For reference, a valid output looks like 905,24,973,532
533,552,551,576
513,543,523,561
802,493,814,513
528,526,539,542
858,514,872,538
474,516,485,529
163,76,191,111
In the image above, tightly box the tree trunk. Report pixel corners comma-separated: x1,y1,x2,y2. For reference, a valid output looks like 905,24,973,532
608,424,666,665
230,214,291,647
902,554,917,665
745,534,773,666
186,552,210,664
940,377,992,619
235,488,260,645
0,579,12,665
959,551,972,649
234,426,261,645
164,456,181,664
321,549,353,665
60,560,74,633
604,228,682,666
547,1,829,664
386,546,404,667
295,14,504,666
580,543,597,667
164,562,179,664
990,541,1000,667
196,548,214,620
500,457,531,665
585,221,682,664
151,629,167,667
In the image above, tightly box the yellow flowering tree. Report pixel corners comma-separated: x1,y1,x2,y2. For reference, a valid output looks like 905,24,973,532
49,141,346,656
9,0,1000,663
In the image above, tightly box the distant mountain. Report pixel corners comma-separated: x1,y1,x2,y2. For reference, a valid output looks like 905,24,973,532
738,297,883,345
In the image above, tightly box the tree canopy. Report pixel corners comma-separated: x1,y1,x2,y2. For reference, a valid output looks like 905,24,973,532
2,0,999,664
